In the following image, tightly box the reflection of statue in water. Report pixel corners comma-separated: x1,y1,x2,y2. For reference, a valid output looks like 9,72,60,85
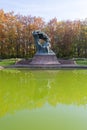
32,30,54,54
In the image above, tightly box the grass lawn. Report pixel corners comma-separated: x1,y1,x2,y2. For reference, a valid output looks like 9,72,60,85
0,59,17,67
75,59,87,65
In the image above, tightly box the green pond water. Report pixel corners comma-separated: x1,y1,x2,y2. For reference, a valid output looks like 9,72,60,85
0,69,87,130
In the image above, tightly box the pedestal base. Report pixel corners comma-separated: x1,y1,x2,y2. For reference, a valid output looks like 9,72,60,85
30,53,60,65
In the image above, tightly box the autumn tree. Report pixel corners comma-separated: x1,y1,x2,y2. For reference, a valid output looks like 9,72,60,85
0,9,87,59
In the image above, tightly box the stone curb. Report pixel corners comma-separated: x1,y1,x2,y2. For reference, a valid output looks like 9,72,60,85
5,64,87,69
0,66,4,70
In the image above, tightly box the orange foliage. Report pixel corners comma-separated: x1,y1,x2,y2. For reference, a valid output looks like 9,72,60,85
0,9,87,58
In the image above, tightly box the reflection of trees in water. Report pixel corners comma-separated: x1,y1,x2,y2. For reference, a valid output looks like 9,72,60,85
0,70,87,116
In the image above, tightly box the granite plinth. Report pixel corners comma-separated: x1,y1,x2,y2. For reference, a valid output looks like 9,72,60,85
30,53,60,65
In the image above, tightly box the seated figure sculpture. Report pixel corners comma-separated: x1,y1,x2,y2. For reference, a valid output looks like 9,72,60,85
32,30,53,54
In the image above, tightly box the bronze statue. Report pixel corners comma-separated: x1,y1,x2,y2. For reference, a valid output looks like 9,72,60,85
32,30,53,54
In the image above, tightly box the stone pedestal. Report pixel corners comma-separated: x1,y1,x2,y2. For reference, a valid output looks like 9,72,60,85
30,53,60,66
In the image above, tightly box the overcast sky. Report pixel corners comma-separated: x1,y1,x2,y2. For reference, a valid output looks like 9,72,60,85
0,0,87,21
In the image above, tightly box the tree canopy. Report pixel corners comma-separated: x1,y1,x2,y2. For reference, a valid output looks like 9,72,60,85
0,9,87,58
